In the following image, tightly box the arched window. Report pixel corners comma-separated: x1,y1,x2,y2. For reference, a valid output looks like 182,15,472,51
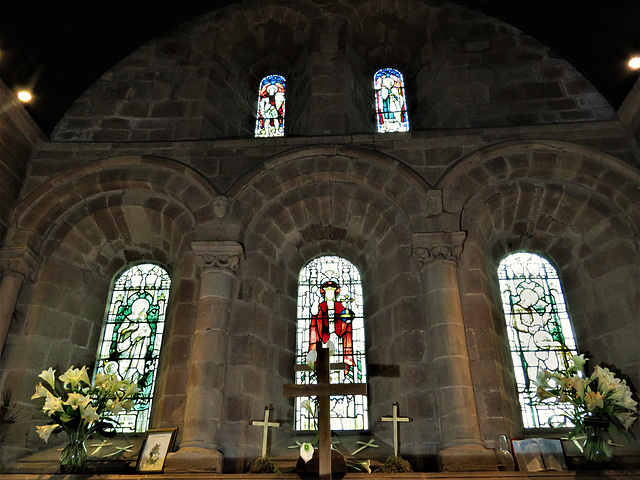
295,256,368,430
255,74,286,137
96,263,171,432
498,252,578,428
374,68,409,133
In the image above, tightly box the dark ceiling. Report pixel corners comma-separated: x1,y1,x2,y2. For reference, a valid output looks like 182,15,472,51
1,0,639,135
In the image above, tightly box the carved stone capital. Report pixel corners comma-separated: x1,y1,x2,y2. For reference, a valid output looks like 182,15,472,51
0,247,38,281
192,241,243,273
412,231,467,267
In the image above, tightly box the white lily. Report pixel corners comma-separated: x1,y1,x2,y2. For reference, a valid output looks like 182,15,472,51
300,442,314,463
42,391,64,416
38,368,56,389
31,383,49,400
36,424,59,443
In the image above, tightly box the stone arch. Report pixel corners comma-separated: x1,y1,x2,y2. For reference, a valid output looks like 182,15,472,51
1,156,217,454
221,145,437,467
439,140,640,440
9,155,219,253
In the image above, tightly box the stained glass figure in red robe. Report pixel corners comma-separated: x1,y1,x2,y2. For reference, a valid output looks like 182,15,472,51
309,280,355,372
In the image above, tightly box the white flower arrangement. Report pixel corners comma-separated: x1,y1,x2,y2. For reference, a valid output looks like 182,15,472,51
31,364,140,443
534,354,638,438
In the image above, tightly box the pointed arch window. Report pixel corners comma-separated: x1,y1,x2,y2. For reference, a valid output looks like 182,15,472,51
295,256,368,430
255,74,286,137
374,68,409,133
96,263,171,432
498,252,578,428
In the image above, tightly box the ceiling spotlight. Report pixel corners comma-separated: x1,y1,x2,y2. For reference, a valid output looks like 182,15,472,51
17,90,32,102
628,56,640,70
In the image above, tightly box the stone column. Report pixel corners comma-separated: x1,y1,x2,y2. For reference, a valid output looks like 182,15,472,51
0,247,37,358
413,232,496,471
167,240,243,473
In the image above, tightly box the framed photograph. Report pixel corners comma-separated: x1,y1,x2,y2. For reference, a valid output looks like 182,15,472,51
136,428,178,472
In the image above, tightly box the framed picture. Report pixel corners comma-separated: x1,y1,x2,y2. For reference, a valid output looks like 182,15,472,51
136,428,178,472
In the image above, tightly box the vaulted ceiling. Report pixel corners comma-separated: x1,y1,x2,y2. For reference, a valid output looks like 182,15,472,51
1,0,639,134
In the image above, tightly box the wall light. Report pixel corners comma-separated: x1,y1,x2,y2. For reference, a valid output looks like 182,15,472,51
17,90,32,102
628,56,640,70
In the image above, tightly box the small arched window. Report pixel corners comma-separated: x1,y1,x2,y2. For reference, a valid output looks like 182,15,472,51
255,74,286,137
96,263,171,432
498,252,578,428
295,256,368,430
374,68,409,133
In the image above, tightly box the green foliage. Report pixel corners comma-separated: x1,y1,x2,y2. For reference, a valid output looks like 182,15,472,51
249,457,280,474
375,455,412,473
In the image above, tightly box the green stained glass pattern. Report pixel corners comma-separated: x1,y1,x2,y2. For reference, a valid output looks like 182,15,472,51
295,256,368,431
498,252,578,428
96,264,171,432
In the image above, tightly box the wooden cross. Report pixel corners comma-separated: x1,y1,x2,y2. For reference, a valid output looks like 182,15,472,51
250,406,281,459
284,344,367,480
379,402,412,456
351,439,379,456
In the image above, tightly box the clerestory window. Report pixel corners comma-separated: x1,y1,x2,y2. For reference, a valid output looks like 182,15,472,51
374,68,409,133
255,74,286,137
498,252,579,428
96,263,171,432
295,255,368,430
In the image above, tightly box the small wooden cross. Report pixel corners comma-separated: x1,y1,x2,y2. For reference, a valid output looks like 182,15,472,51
379,402,412,456
250,406,281,459
284,344,367,480
351,438,379,455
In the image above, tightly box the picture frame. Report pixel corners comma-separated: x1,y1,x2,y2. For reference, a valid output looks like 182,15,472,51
136,428,178,472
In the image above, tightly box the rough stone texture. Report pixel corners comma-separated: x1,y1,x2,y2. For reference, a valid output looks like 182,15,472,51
0,80,45,249
0,0,639,474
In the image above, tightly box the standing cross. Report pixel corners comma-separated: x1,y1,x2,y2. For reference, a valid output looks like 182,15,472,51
284,344,367,480
250,406,281,459
379,402,412,457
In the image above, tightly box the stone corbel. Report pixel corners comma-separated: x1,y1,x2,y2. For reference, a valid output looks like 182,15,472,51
412,231,467,266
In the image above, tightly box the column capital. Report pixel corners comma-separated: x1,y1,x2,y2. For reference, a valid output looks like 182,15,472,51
0,246,38,280
412,231,467,267
192,241,243,273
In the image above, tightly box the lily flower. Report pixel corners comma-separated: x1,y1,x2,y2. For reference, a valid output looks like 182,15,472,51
81,405,100,424
31,383,49,400
36,424,59,443
306,350,317,370
38,368,56,389
64,392,92,410
585,391,605,411
42,391,64,416
300,443,314,463
568,354,587,372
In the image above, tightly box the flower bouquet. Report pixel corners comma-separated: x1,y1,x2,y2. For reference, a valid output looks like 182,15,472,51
31,364,139,473
534,354,638,463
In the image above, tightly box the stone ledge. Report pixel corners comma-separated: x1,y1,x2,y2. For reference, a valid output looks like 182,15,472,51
2,471,640,480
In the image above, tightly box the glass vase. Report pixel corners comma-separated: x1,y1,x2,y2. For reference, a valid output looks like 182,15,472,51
582,424,613,464
495,434,515,471
59,432,88,474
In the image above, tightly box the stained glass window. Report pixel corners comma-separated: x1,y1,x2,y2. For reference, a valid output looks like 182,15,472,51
295,256,368,431
498,252,578,428
255,74,286,137
374,68,409,133
96,263,171,432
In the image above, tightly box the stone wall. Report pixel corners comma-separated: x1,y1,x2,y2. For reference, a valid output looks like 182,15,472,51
0,80,44,248
52,0,614,142
0,0,639,473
